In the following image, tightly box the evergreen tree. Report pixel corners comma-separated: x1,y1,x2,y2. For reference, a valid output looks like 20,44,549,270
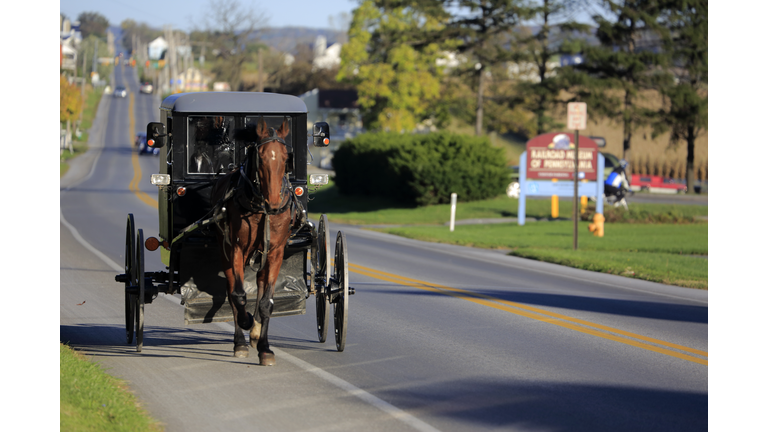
653,0,707,194
562,0,666,168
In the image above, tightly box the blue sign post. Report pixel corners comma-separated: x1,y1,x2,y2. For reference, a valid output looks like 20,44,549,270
518,151,604,225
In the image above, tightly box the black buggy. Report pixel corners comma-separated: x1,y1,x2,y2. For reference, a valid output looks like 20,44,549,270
116,92,352,353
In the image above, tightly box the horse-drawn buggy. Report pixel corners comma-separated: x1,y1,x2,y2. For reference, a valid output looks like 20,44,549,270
115,92,352,365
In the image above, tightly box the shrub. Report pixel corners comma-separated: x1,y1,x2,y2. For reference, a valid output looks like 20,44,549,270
333,132,509,206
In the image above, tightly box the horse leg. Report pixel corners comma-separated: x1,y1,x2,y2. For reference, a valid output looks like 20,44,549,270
224,246,253,358
254,245,287,366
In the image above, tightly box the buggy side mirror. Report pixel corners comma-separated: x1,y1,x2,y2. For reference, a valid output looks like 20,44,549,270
312,122,330,147
147,122,167,149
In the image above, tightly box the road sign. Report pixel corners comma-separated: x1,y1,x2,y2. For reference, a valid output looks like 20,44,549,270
567,102,587,130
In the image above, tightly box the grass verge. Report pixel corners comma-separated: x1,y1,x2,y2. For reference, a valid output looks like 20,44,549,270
60,343,163,431
374,222,707,289
307,183,708,289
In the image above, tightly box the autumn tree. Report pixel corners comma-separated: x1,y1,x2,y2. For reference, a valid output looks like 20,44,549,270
60,75,83,153
337,0,448,132
653,0,707,193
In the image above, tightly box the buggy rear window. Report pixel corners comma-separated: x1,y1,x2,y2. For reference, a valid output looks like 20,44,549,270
187,116,235,174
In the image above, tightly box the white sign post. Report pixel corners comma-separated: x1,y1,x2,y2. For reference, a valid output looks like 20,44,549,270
449,193,457,232
567,102,587,250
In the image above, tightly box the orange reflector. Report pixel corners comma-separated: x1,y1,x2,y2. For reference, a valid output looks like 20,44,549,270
145,237,161,251
323,138,329,145
176,187,186,196
294,186,304,196
148,139,155,147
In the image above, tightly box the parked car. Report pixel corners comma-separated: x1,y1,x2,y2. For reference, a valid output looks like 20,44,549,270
113,86,127,98
140,82,153,94
135,132,159,155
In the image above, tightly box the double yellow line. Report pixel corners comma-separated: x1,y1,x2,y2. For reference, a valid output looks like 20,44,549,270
349,263,708,366
127,92,158,209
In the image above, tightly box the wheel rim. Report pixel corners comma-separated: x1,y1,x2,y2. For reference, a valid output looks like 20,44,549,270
136,229,145,352
315,215,330,343
333,231,348,352
125,214,135,345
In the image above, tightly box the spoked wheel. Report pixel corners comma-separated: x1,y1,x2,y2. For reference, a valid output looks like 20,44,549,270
135,229,146,352
332,230,349,352
314,215,331,343
124,214,136,345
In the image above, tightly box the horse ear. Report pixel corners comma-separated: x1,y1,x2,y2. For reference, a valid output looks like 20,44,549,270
277,118,290,140
256,117,268,138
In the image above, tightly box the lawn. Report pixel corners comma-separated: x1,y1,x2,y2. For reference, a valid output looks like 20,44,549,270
307,182,708,289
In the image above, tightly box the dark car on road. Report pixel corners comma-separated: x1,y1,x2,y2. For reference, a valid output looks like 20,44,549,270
135,132,159,155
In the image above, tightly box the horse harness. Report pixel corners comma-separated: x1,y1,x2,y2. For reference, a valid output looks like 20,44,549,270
213,127,307,270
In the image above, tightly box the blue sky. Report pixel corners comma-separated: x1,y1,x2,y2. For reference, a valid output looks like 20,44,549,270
60,0,359,32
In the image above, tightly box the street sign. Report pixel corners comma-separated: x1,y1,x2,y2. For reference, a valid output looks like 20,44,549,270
525,133,599,181
567,102,587,130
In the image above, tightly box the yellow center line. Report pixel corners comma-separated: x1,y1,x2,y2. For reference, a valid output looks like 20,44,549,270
349,262,707,366
128,91,158,209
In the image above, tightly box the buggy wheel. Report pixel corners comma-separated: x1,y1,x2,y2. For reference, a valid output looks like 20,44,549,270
332,231,349,352
135,229,146,352
315,215,331,343
124,214,136,345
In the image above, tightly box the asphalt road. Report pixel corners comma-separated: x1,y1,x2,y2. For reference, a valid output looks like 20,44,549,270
59,64,708,432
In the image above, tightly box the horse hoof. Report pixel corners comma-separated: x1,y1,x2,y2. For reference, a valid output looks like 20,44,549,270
234,345,249,358
258,352,276,366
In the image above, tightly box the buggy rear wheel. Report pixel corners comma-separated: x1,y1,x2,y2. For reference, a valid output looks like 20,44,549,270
124,214,136,345
315,215,331,343
135,229,146,352
332,231,349,352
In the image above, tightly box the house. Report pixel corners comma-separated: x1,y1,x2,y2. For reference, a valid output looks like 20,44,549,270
299,88,363,169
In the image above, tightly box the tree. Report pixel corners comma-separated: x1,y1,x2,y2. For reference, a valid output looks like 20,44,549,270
197,0,267,91
60,75,83,153
77,12,110,39
442,0,530,135
562,0,666,168
337,0,448,132
509,0,592,135
653,0,707,194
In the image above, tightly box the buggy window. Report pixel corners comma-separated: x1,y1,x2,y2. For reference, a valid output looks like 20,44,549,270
187,116,235,174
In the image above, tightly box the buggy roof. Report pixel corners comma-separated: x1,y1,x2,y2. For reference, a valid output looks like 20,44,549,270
161,92,308,114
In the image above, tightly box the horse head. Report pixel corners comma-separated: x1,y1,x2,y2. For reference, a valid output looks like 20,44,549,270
252,117,291,211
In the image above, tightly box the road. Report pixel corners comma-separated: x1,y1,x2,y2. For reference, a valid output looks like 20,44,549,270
60,64,707,432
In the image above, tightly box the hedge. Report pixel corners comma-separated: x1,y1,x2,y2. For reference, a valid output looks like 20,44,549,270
332,132,509,206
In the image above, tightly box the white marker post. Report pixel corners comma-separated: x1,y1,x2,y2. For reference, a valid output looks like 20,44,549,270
449,193,457,232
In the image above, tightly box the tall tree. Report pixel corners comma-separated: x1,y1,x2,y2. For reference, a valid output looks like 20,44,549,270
443,0,529,135
510,0,592,135
77,12,110,39
337,0,448,132
562,0,665,167
198,0,267,91
653,0,707,193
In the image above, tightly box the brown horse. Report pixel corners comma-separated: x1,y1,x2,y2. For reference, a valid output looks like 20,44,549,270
211,117,294,366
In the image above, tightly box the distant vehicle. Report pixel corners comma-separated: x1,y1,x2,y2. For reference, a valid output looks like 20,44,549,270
113,86,127,98
135,132,159,155
630,174,687,194
140,82,153,94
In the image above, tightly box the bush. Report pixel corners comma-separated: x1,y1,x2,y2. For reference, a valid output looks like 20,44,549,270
332,132,509,206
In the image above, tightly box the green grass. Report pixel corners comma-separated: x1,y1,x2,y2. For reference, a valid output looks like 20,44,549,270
307,182,708,225
60,343,163,431
374,222,707,289
307,183,708,289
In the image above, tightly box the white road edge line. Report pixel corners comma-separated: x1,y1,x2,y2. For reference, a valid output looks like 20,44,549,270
60,209,442,432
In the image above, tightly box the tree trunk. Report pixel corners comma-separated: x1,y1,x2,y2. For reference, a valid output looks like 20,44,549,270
686,123,696,194
475,65,484,136
622,90,633,169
